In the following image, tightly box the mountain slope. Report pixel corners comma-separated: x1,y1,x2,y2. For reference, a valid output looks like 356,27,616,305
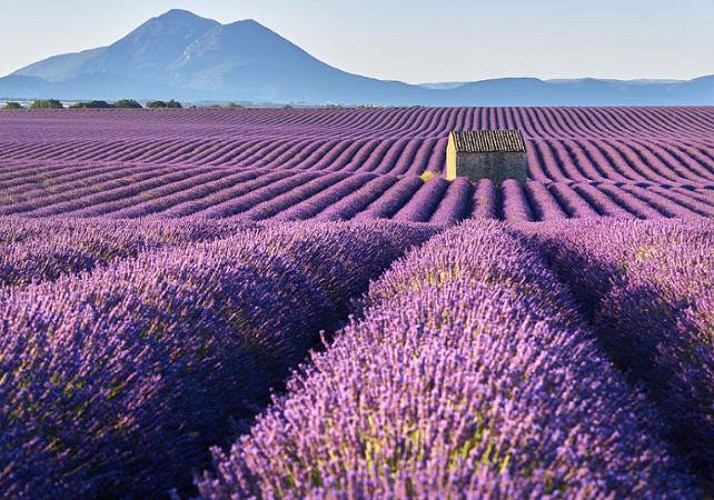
15,47,107,82
3,9,427,104
1,9,712,105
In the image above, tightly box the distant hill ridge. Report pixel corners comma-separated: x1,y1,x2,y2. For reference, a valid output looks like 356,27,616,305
1,9,712,105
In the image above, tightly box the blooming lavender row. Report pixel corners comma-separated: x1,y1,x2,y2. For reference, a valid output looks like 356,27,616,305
315,176,398,221
197,221,698,498
1,156,711,222
233,171,350,221
428,177,473,225
393,177,450,222
272,173,378,221
524,181,569,220
105,169,264,219
9,165,213,217
528,137,714,184
353,176,424,220
470,178,499,219
2,108,713,184
526,219,714,486
195,171,324,218
2,107,711,143
0,220,437,498
501,179,534,222
547,182,601,218
0,217,252,289
156,170,293,218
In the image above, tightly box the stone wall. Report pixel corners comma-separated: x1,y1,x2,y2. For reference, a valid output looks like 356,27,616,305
446,151,528,184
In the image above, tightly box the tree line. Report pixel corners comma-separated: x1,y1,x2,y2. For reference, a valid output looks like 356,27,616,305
2,99,185,110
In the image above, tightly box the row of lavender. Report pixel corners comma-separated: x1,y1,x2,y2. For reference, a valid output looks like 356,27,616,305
2,217,712,496
1,106,713,184
1,166,712,222
197,220,708,498
0,220,436,497
2,107,713,142
1,136,712,183
0,218,254,288
525,219,714,486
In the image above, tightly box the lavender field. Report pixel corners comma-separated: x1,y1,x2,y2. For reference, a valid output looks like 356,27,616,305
1,107,713,221
1,107,713,498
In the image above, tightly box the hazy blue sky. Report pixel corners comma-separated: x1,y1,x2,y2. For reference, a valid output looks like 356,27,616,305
2,0,712,82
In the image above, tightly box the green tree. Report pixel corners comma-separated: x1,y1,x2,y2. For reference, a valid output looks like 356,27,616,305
114,99,143,109
85,100,113,109
146,99,182,109
3,102,24,110
30,99,64,109
70,100,114,109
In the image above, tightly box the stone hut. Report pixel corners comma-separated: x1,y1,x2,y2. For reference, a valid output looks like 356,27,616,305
445,130,528,184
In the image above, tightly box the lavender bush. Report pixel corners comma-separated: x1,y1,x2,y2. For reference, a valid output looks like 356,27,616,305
0,217,252,289
526,218,714,486
198,221,699,498
0,220,436,497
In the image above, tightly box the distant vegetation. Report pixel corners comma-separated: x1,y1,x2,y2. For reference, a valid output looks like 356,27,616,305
146,99,183,109
70,99,143,109
3,100,327,111
69,100,114,109
114,99,143,109
18,99,190,110
30,99,64,109
3,99,227,110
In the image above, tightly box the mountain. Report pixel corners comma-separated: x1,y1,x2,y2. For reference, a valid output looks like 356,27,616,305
444,77,704,106
418,82,469,90
2,9,426,104
1,9,712,105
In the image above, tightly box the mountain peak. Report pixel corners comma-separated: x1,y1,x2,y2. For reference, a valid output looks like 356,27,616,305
124,9,219,38
157,9,209,22
234,18,264,26
164,8,194,15
142,9,219,31
223,18,272,32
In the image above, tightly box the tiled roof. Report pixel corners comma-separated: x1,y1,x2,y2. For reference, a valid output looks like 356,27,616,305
449,130,526,153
